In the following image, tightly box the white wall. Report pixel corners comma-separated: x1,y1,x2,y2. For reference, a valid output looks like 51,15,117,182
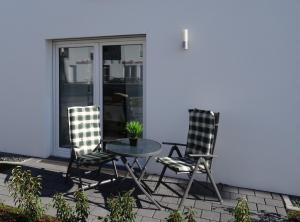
0,0,299,195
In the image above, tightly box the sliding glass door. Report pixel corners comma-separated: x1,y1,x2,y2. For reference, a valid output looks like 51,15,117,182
102,44,143,139
53,38,145,157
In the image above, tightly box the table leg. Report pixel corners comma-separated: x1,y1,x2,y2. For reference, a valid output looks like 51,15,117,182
121,156,161,210
138,157,150,182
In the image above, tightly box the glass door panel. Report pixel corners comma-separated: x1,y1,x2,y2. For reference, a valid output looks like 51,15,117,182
58,46,94,147
103,44,143,139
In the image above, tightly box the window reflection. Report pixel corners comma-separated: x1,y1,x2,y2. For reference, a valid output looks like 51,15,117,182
103,45,143,139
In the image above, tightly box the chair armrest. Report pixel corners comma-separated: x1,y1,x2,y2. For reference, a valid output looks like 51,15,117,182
162,142,187,147
161,142,185,158
188,154,217,159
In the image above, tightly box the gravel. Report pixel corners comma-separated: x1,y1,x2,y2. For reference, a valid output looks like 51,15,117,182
0,152,30,162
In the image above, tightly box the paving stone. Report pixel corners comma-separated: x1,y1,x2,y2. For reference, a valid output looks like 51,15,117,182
167,203,178,210
201,210,220,221
255,190,272,199
212,203,233,215
135,215,142,222
137,209,156,218
195,200,212,210
276,207,287,217
265,198,284,207
161,196,179,204
153,210,169,220
222,185,239,194
272,193,282,200
257,204,277,213
182,198,195,207
220,213,234,222
239,188,255,195
140,217,160,222
90,206,109,217
196,219,209,222
247,195,265,204
247,202,258,212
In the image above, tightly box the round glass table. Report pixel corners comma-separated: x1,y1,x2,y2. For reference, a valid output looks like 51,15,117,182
106,138,162,209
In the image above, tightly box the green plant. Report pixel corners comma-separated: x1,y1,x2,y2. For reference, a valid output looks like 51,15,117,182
100,190,136,222
183,207,197,222
74,190,89,222
167,209,185,222
234,198,251,222
125,121,143,138
52,190,89,222
52,193,75,222
8,166,44,222
288,210,300,221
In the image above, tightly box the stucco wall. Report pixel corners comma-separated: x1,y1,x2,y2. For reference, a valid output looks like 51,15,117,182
0,0,299,195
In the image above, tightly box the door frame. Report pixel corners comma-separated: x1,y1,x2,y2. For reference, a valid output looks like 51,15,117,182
52,37,146,158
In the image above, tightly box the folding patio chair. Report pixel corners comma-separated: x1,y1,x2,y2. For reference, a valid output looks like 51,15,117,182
154,109,223,209
65,105,118,189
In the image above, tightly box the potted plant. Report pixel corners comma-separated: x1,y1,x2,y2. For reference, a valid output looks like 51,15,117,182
126,121,143,146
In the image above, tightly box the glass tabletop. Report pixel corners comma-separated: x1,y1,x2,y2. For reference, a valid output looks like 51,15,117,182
106,138,162,158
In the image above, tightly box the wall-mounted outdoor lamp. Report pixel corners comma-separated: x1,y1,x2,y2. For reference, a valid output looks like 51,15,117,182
182,29,189,50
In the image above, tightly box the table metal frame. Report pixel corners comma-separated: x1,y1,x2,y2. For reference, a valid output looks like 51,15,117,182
107,139,162,210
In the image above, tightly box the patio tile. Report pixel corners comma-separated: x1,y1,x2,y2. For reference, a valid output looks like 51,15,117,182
220,213,234,222
247,202,258,212
182,198,195,208
195,200,212,210
254,190,272,199
135,215,143,222
153,210,169,220
211,204,233,214
239,188,255,195
222,185,239,194
271,193,282,200
0,160,289,222
140,216,160,222
161,196,179,204
196,218,209,222
201,210,220,221
137,209,156,218
90,206,109,218
247,195,265,204
276,207,287,217
265,198,284,207
257,203,277,213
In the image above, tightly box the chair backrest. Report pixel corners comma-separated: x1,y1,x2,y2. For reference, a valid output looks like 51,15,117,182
185,109,219,156
68,105,102,157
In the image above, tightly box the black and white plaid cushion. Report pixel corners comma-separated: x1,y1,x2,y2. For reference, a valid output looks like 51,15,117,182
68,106,102,157
156,156,209,172
185,109,216,156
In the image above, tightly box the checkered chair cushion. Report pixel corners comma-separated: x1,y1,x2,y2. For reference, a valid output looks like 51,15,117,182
185,109,216,156
68,106,103,158
156,156,208,173
77,150,116,166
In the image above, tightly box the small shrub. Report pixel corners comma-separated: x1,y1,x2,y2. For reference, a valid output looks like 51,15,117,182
167,209,185,222
52,190,89,222
184,207,197,222
8,166,44,222
74,190,89,222
126,121,143,138
52,193,75,222
101,191,136,222
234,198,251,222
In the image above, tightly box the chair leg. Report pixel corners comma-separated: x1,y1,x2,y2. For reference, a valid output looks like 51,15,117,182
77,163,83,189
154,165,167,192
178,168,197,209
65,157,74,182
204,164,223,203
112,160,118,178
